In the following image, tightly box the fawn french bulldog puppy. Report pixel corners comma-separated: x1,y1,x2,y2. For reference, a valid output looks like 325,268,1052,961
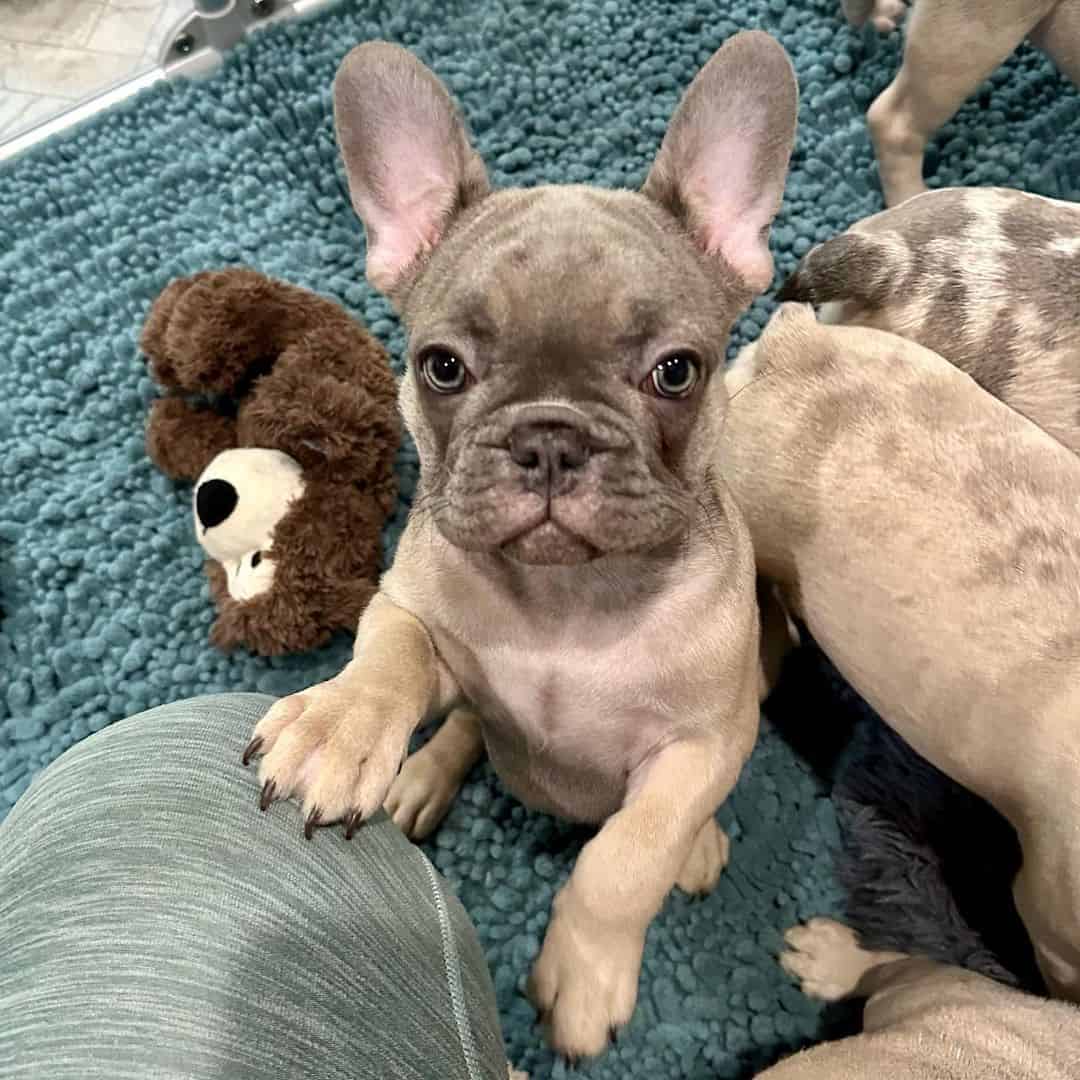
722,303,1080,1003
779,186,1080,456
242,34,798,1058
755,918,1080,1079
840,0,1080,206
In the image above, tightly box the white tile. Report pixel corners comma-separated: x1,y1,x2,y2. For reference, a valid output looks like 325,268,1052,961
0,39,141,99
4,95,72,138
0,0,108,49
0,91,74,139
87,3,163,55
0,91,35,136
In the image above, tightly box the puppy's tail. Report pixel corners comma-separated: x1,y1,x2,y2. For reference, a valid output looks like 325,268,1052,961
777,232,894,311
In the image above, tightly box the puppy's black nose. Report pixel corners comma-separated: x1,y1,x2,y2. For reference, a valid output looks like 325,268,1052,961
509,421,590,494
196,478,238,529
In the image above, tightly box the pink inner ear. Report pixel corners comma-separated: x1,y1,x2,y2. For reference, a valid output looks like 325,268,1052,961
688,140,778,293
701,202,776,294
359,184,453,293
357,129,461,292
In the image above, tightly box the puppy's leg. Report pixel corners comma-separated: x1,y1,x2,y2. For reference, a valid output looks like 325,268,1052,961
1012,854,1080,1001
243,592,450,833
1030,0,1080,87
868,0,1055,205
757,578,800,704
384,706,485,841
527,722,755,1059
842,0,908,34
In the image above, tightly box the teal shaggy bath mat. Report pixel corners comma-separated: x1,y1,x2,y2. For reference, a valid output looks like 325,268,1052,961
1,1,1077,1076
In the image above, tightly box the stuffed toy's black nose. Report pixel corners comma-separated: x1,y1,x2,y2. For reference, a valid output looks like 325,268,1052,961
196,479,238,529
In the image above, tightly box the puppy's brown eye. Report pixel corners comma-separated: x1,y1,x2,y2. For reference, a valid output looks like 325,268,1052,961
647,353,700,399
419,348,467,394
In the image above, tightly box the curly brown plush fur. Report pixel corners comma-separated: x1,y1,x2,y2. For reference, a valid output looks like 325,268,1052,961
140,268,400,655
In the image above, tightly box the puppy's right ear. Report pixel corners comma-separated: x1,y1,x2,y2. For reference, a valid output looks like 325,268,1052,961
333,42,490,297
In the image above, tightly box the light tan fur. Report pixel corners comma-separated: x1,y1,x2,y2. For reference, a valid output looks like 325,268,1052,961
842,0,1080,206
756,918,1080,1078
723,303,1080,1003
244,34,799,1060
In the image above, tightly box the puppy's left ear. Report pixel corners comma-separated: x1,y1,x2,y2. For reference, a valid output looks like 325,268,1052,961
643,31,798,294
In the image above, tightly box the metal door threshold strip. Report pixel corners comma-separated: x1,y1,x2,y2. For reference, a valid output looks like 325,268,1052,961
0,0,342,166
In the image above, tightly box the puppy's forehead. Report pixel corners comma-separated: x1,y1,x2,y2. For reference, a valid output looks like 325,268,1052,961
408,185,732,347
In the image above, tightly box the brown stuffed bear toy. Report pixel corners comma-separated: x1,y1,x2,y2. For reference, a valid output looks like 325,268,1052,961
140,267,400,655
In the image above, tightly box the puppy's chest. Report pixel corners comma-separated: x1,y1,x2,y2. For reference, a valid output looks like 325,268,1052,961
433,619,691,822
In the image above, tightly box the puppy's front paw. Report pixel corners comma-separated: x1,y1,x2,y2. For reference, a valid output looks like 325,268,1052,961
384,745,464,840
780,918,871,1001
243,673,414,836
528,896,644,1060
675,818,730,895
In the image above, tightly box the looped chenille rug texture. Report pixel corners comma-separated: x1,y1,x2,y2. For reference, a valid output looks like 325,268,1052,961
1,0,1077,1076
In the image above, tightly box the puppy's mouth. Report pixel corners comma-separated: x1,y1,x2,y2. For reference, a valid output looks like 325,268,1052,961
499,510,600,566
429,405,692,563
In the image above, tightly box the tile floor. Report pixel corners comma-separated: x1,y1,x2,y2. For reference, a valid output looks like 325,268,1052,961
0,0,193,143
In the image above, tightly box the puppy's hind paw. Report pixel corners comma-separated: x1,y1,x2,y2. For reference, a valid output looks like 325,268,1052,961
779,918,872,1001
384,745,464,841
675,818,729,896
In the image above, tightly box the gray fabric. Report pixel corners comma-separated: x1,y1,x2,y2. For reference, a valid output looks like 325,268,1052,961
0,693,508,1080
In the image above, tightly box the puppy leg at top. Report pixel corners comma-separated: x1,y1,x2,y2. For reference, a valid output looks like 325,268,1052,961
867,0,1056,206
1030,0,1080,87
842,0,908,34
385,706,486,841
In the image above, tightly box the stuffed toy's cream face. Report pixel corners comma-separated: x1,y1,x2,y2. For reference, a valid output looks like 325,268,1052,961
193,448,306,601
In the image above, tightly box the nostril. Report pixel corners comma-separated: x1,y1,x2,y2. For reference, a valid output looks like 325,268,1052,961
516,448,541,470
558,445,589,471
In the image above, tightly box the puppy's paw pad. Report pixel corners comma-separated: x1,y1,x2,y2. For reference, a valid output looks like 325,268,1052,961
676,818,729,895
384,749,463,840
780,918,867,1001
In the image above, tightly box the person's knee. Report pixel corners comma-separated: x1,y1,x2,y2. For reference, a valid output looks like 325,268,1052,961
3,693,276,837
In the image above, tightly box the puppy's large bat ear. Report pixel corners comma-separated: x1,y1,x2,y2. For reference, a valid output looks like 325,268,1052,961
333,41,490,297
643,31,798,294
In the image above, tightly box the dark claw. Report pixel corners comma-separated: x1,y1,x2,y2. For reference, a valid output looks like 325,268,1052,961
259,779,276,812
344,810,363,840
304,806,322,841
241,736,263,766
609,1026,620,1044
